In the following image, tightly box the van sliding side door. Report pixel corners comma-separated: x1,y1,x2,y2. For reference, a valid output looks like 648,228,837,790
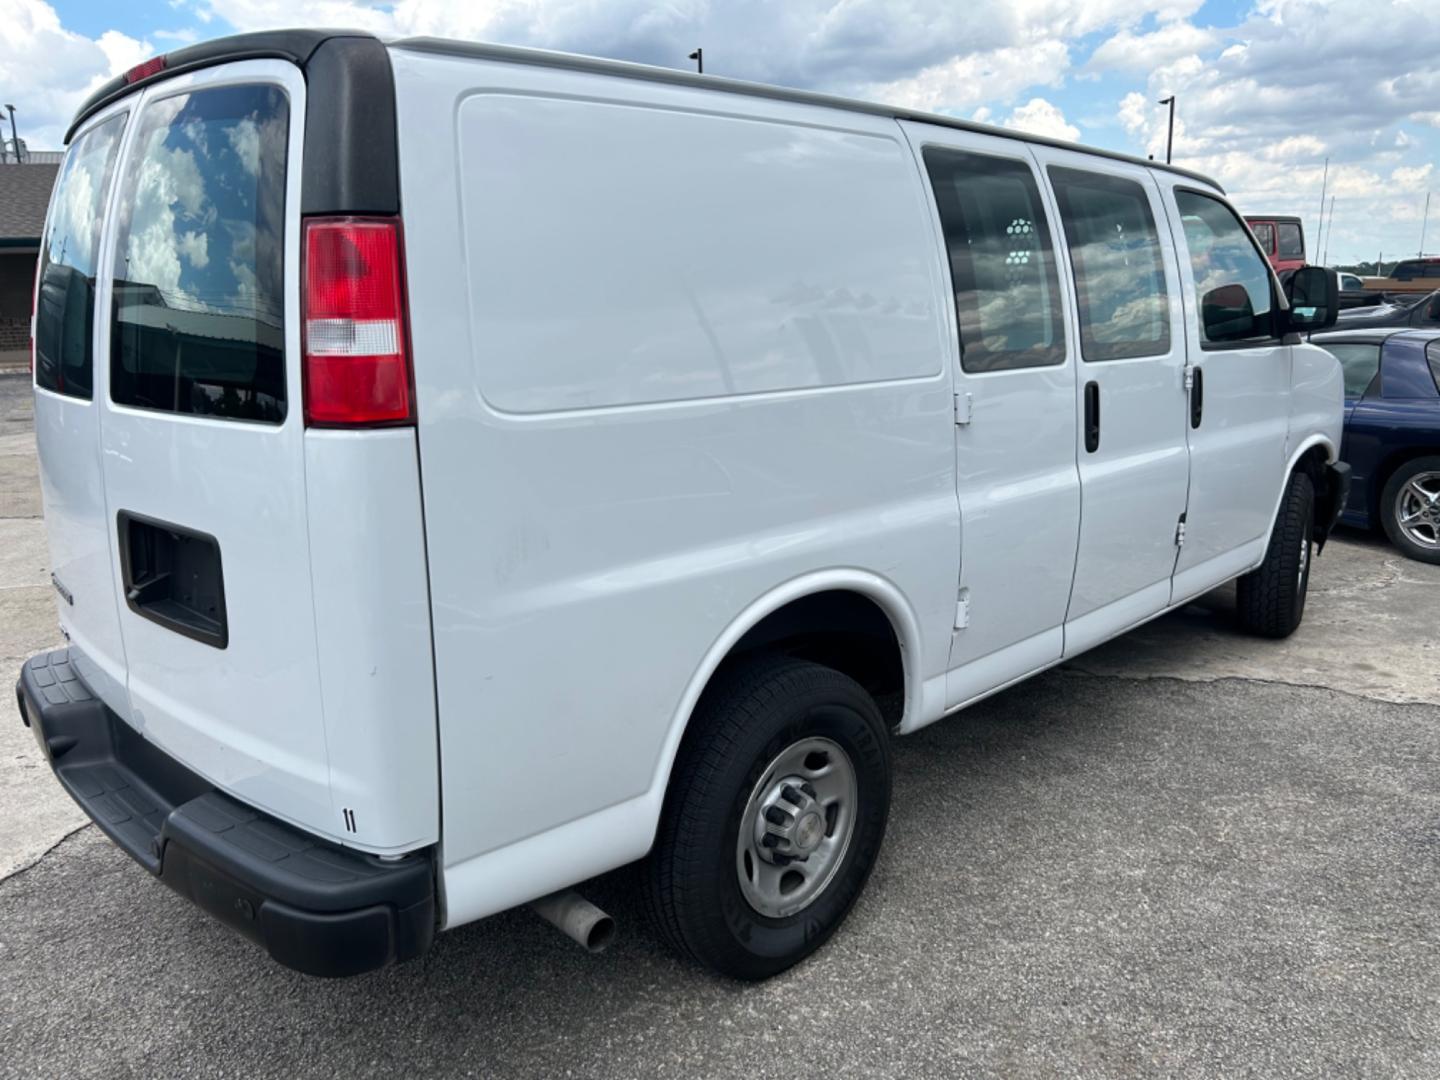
899,121,1081,708
1025,146,1192,656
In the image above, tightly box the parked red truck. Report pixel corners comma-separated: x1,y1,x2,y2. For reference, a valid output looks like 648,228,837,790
1245,215,1306,273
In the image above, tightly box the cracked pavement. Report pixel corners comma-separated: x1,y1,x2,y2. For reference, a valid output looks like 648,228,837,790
3,369,1439,1078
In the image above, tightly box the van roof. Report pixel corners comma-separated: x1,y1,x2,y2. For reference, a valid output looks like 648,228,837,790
70,29,1224,193
392,37,1224,191
1244,214,1302,224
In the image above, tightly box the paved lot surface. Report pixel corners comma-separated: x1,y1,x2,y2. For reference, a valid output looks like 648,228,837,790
3,369,1440,1078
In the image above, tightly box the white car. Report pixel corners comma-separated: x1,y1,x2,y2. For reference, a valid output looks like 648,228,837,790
18,30,1347,980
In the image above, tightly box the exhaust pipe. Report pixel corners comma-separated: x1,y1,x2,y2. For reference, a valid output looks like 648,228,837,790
529,889,616,953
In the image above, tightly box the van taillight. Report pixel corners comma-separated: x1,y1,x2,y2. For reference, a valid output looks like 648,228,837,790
302,217,414,427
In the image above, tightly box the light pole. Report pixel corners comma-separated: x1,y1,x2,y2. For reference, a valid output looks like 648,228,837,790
1420,192,1431,257
3,105,16,164
688,48,703,74
1158,96,1175,164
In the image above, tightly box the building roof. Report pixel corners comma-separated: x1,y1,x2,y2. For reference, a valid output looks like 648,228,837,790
0,163,59,246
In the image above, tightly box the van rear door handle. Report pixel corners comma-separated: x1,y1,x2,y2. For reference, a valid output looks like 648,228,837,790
1083,381,1100,453
1190,366,1204,429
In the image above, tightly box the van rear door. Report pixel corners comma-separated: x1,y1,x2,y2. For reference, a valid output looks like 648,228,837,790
33,106,132,714
96,61,338,833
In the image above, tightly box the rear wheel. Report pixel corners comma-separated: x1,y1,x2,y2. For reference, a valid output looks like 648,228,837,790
1379,456,1440,565
644,655,891,980
1236,470,1315,638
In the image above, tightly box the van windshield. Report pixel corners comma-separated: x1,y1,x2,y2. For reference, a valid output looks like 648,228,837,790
109,84,289,422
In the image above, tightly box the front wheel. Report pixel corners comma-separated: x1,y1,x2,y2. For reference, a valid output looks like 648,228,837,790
1236,469,1315,638
644,655,892,980
1379,456,1440,564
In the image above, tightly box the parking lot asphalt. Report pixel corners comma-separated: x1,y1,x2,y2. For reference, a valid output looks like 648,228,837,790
3,369,1439,1078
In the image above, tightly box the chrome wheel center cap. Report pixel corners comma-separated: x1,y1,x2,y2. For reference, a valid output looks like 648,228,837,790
753,778,827,864
794,811,824,853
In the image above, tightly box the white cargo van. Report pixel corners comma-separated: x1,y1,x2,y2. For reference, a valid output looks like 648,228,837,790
18,31,1348,980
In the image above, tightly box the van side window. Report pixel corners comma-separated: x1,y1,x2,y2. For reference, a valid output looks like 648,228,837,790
1250,222,1274,254
1047,167,1170,362
1319,342,1382,397
1175,191,1276,346
34,113,127,400
923,148,1065,373
1276,222,1304,260
110,84,289,423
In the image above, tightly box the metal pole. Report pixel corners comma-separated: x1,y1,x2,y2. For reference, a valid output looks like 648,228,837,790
1420,192,1431,257
688,48,703,74
1322,196,1336,266
1315,156,1329,258
3,106,17,164
1158,97,1175,164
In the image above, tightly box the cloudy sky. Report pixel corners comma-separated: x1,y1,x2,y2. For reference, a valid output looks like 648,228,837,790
4,0,1436,264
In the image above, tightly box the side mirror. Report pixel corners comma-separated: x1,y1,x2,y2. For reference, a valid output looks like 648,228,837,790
1200,282,1258,342
1284,265,1338,332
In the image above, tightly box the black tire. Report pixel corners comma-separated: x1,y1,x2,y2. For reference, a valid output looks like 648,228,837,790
644,655,892,980
1378,456,1440,565
1236,470,1315,638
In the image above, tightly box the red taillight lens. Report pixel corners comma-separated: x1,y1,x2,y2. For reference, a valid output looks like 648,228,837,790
302,217,413,427
124,56,167,83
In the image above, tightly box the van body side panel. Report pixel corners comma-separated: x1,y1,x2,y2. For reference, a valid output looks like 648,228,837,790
302,430,439,851
1287,344,1345,470
391,50,958,891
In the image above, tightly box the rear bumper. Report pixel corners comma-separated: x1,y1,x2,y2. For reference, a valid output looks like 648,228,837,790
15,648,436,977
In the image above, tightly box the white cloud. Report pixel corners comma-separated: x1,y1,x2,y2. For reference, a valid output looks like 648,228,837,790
1392,163,1435,191
1006,98,1080,142
0,0,154,149
865,41,1071,114
1109,0,1440,261
8,0,1436,264
177,230,209,269
226,116,260,177
1088,21,1218,73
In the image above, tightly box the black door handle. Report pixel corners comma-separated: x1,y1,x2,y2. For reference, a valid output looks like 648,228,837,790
1084,380,1100,453
1190,366,1204,429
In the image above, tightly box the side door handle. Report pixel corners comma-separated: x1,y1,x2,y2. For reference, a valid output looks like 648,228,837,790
1083,380,1100,453
1190,366,1204,429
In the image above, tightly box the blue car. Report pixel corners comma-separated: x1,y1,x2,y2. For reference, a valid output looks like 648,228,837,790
1310,328,1440,563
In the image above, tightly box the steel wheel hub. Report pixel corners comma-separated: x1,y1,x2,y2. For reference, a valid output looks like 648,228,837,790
736,736,857,919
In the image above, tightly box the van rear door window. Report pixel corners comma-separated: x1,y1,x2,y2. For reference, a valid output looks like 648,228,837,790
923,148,1065,373
1277,222,1304,260
34,113,127,400
109,84,288,422
1048,167,1170,362
1250,222,1274,254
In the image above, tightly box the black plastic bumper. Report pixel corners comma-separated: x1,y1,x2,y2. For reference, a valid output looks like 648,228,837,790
1318,461,1352,550
15,648,435,978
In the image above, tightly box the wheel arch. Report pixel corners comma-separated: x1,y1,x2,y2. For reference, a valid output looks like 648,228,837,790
643,570,923,837
1262,435,1336,554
